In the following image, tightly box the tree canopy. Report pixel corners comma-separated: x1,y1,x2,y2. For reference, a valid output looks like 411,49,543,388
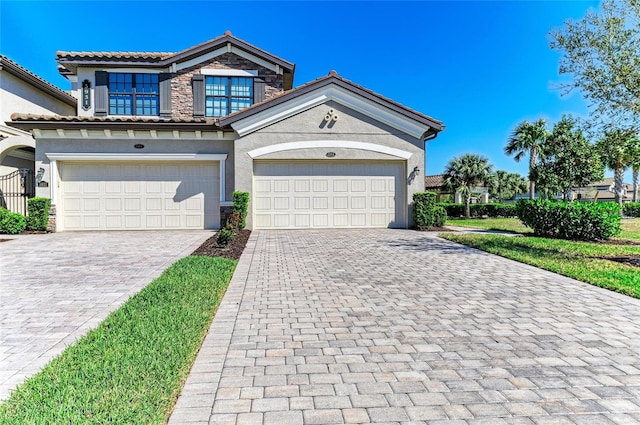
534,115,604,199
550,0,640,130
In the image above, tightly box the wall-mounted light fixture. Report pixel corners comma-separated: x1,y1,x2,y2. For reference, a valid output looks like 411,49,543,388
324,108,339,122
408,165,421,185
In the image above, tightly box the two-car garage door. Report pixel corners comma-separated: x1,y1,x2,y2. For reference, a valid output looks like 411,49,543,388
60,162,219,230
253,161,405,229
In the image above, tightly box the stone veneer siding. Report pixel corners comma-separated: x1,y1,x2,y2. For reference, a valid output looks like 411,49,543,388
171,53,283,119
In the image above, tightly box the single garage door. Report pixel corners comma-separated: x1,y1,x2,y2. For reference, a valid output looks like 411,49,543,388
60,162,219,230
253,161,405,229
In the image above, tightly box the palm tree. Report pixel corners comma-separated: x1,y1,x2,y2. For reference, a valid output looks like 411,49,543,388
505,119,549,199
489,170,527,202
595,129,640,207
442,153,493,218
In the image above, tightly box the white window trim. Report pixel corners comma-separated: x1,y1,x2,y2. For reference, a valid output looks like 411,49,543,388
201,69,258,77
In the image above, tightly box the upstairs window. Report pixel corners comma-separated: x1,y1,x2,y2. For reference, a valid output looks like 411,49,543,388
205,76,253,117
108,73,159,116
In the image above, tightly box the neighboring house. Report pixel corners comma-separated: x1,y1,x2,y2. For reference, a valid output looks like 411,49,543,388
572,178,633,203
9,31,444,231
424,174,489,203
0,55,77,174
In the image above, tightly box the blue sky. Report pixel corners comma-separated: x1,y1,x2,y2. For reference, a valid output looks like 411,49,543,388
4,0,624,181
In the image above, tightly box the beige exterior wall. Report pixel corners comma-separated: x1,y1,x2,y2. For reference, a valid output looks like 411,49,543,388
234,101,426,229
0,71,75,122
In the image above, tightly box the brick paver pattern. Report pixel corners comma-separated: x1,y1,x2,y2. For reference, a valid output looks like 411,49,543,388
171,229,640,425
0,230,211,401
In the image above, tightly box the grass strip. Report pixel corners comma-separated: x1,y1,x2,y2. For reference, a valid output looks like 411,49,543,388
0,255,237,425
440,233,640,298
446,217,530,233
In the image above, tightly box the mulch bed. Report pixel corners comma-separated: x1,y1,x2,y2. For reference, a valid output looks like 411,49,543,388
192,229,251,261
595,238,640,246
603,255,640,268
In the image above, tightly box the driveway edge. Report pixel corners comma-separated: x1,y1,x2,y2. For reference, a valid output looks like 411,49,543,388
168,231,259,425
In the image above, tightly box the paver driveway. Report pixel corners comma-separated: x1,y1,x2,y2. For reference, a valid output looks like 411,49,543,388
171,229,640,425
0,230,211,401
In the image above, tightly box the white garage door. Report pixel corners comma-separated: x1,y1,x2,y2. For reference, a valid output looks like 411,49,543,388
60,162,219,230
253,161,405,229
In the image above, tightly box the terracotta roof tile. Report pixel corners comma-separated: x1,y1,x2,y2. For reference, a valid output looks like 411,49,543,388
10,113,212,125
424,174,444,188
56,51,172,61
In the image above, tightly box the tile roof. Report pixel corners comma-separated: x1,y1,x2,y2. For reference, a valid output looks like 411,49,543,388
56,51,172,61
8,113,216,131
424,174,444,188
0,56,77,107
56,31,295,78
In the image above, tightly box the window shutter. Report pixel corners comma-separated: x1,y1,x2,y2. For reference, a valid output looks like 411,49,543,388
192,74,205,117
253,78,266,104
159,73,172,118
95,71,108,116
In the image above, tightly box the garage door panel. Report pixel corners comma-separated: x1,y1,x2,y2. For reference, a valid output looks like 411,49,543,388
254,161,404,229
60,162,219,231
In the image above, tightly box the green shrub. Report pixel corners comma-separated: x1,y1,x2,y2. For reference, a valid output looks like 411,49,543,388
0,212,26,234
413,192,447,230
515,199,621,241
433,206,447,227
437,203,517,218
438,203,464,218
0,207,8,222
26,197,51,231
623,202,640,217
232,191,250,229
216,224,234,246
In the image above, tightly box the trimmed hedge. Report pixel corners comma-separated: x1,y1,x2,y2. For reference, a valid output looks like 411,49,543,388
437,203,517,218
232,191,249,229
26,197,51,231
433,206,447,227
623,202,640,217
515,199,621,241
413,192,447,230
0,211,26,234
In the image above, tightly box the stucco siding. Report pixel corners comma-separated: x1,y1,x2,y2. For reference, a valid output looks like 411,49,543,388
0,72,75,121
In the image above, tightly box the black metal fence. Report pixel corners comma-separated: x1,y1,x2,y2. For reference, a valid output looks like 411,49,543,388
0,169,35,216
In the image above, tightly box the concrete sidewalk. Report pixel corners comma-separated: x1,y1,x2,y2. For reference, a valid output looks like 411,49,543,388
170,229,640,425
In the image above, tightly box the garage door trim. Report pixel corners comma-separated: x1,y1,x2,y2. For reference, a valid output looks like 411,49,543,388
253,160,406,229
247,140,412,160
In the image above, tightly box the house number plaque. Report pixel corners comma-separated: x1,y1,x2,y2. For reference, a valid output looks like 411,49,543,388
326,152,336,158
134,144,145,149
81,80,91,111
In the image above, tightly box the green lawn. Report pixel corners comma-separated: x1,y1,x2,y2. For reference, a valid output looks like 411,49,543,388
440,232,640,298
0,256,237,425
446,217,640,240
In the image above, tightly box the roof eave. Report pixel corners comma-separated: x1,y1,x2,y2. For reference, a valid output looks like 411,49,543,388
8,119,219,132
1,56,77,107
